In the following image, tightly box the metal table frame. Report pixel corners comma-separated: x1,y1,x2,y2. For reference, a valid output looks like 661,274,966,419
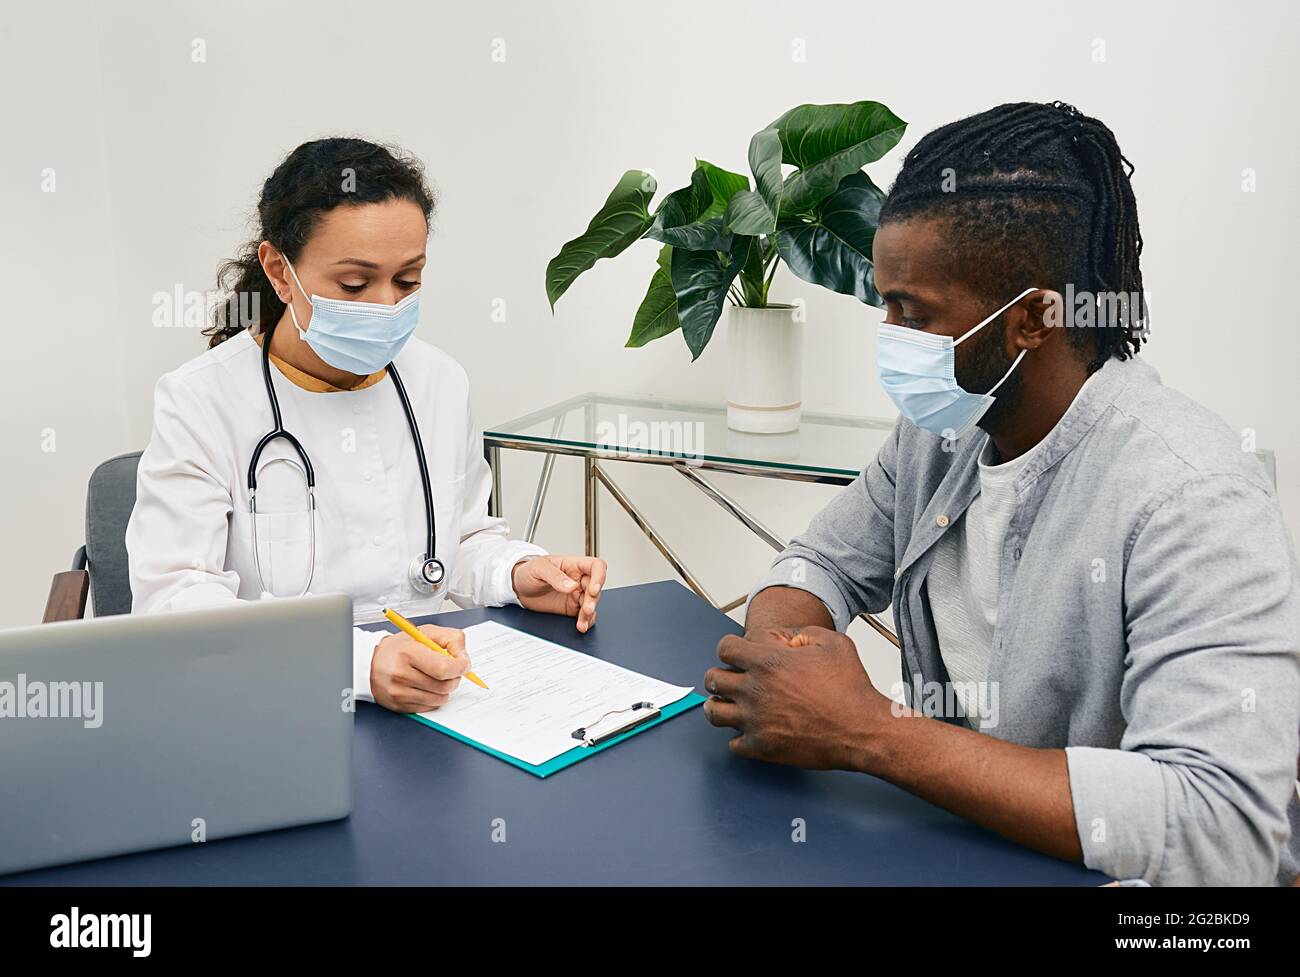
483,394,900,647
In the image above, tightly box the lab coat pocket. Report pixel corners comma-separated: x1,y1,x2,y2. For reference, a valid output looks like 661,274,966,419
230,506,316,598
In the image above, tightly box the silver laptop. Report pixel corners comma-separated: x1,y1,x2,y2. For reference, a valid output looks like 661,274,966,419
0,594,353,876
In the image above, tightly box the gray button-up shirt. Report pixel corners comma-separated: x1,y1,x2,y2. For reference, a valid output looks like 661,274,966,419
750,355,1300,885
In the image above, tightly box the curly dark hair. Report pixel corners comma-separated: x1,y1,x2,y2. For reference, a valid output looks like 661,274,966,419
878,101,1146,374
205,137,436,348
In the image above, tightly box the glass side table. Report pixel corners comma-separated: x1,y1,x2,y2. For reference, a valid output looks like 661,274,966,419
483,392,901,646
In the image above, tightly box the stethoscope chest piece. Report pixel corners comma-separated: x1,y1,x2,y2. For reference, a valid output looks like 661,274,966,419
409,554,446,593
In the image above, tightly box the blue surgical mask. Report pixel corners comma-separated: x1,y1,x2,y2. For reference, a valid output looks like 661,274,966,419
282,257,421,376
875,287,1037,440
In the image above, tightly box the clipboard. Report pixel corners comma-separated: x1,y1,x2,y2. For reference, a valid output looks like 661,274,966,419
408,692,707,778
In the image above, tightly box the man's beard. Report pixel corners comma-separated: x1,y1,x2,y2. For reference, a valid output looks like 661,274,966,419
957,317,1024,432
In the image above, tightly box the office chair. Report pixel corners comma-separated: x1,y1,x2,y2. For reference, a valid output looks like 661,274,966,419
43,451,142,623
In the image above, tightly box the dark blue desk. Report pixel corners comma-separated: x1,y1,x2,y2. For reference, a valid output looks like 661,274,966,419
5,581,1103,885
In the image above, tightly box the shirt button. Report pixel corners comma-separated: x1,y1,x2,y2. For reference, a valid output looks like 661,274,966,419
378,595,389,605
936,514,950,528
1014,547,1022,560
373,535,383,546
363,471,373,482
352,405,362,415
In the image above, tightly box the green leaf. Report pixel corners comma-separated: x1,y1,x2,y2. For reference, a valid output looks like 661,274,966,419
749,127,785,223
724,128,782,235
772,101,905,215
646,168,733,251
694,158,750,219
678,215,734,252
723,190,774,236
546,169,656,309
626,246,680,348
771,101,906,168
774,170,885,305
648,167,710,230
670,235,755,360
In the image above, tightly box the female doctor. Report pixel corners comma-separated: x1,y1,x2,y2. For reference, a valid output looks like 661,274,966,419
125,137,607,714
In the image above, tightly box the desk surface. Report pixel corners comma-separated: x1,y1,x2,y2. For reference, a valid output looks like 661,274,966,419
6,581,1103,886
485,391,896,479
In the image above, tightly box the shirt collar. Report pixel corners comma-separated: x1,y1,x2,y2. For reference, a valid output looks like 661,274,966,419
899,355,1152,573
250,329,387,393
1013,354,1148,490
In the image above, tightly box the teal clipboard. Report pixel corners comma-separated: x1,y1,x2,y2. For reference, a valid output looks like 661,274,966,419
407,691,707,778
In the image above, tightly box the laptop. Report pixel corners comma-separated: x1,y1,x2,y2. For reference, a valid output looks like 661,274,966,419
0,593,353,876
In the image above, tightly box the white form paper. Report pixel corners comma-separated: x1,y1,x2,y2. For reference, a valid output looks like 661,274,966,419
414,620,694,766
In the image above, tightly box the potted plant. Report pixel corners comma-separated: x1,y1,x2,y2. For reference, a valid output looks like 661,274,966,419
546,100,906,433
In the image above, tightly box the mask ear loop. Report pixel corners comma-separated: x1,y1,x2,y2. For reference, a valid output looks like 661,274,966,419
986,347,1029,395
280,254,313,340
954,287,1039,395
953,286,1040,346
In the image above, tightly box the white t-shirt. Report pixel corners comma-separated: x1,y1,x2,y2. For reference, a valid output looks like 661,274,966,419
928,373,1097,727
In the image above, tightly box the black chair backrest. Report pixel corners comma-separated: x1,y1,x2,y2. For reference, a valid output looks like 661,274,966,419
85,451,142,617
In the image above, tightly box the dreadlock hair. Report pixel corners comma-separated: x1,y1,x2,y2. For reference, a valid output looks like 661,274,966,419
878,101,1146,374
205,137,436,348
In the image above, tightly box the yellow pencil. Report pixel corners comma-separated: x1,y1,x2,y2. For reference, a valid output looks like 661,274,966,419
382,607,489,690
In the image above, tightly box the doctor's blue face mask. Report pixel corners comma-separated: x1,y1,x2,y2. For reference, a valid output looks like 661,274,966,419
282,256,421,376
875,286,1038,440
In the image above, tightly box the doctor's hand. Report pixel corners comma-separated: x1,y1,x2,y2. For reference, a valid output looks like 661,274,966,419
370,625,470,714
511,555,608,633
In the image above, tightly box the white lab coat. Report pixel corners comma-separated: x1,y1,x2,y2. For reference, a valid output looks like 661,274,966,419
125,329,546,701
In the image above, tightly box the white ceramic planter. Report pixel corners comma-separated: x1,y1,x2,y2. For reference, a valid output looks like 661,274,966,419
726,304,803,434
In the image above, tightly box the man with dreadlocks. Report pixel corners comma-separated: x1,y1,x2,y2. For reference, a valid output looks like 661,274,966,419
704,102,1300,886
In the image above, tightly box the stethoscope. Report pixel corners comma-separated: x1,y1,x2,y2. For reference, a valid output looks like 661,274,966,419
247,321,445,597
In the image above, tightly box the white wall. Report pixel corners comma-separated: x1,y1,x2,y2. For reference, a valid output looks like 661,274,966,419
3,0,1296,688
0,4,131,620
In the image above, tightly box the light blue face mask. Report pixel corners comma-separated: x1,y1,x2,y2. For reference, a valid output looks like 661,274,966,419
282,257,421,376
875,286,1038,440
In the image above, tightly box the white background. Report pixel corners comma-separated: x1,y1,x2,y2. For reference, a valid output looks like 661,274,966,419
2,0,1296,689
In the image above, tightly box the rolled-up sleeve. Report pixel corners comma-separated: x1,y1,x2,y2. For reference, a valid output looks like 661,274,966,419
748,420,901,632
1067,473,1300,886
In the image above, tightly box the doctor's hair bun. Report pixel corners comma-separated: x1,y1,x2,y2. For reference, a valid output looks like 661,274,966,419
205,137,436,348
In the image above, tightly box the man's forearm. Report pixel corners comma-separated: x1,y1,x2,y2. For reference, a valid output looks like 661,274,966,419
862,709,1083,863
746,586,1083,863
744,585,834,636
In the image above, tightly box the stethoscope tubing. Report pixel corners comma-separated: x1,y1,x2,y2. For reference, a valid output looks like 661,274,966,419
247,321,439,596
